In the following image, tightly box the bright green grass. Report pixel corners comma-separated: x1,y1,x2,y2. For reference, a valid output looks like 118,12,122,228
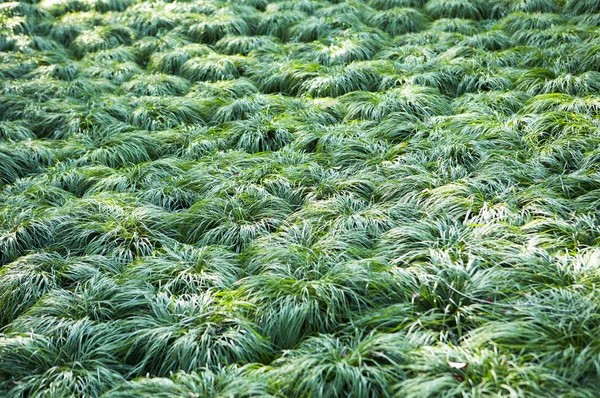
1,0,600,397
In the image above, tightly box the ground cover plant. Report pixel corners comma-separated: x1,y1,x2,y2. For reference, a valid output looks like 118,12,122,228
1,0,600,396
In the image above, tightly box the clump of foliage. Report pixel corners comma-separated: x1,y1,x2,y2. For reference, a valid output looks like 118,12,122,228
1,0,600,397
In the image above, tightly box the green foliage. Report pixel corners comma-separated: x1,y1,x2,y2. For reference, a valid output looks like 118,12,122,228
122,73,190,96
269,332,411,397
88,0,136,13
508,0,560,13
238,256,373,347
368,8,428,37
0,145,39,186
501,12,565,35
226,113,295,153
130,96,207,130
342,85,451,121
2,1,600,397
148,48,203,77
257,8,306,41
78,129,163,167
369,0,425,10
299,63,381,97
187,10,251,44
104,366,274,398
125,292,271,375
425,0,489,20
123,244,240,294
180,54,242,82
566,0,600,14
215,35,278,56
179,189,292,252
0,322,129,397
0,252,64,325
56,196,177,259
0,206,61,266
70,26,134,57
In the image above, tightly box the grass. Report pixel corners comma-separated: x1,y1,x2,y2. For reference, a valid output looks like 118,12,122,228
1,0,600,397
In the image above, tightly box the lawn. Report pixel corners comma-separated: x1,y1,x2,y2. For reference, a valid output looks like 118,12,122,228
1,0,600,396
